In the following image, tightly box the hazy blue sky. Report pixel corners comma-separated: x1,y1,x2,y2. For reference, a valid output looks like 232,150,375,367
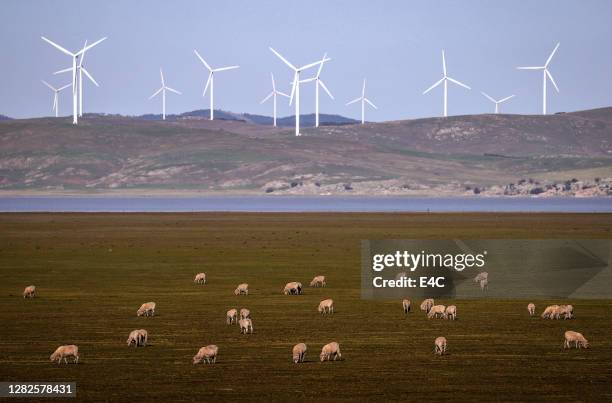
1,0,610,121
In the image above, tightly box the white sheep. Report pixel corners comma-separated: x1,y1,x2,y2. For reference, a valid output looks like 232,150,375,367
554,305,574,320
474,272,488,283
479,278,488,291
402,299,411,314
50,345,79,364
226,308,238,325
137,329,148,346
444,305,457,320
127,330,140,347
318,299,334,315
234,283,249,295
434,337,447,355
427,305,446,319
23,285,36,298
541,305,559,319
193,345,218,364
194,273,206,285
240,308,251,320
310,275,326,287
239,318,253,334
564,331,589,349
283,281,302,295
420,298,434,313
292,343,307,363
320,342,342,362
137,302,156,317
527,303,536,316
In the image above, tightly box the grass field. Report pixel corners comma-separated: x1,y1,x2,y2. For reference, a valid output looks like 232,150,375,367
0,213,611,401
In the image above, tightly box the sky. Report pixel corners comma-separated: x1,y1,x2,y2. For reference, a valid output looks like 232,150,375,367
1,0,611,121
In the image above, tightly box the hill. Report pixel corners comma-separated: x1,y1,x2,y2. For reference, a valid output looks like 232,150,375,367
0,108,611,196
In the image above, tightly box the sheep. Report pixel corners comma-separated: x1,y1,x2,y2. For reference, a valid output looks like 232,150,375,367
564,331,589,349
527,303,536,316
127,330,140,347
434,337,447,355
239,318,253,334
554,305,574,320
292,343,307,363
226,308,238,325
402,299,411,314
283,281,302,295
427,305,446,319
444,305,457,320
420,298,434,313
137,302,156,317
310,275,326,287
318,299,334,315
50,345,79,364
320,342,342,362
479,278,488,291
234,283,249,295
137,329,148,346
541,305,559,319
474,272,488,283
194,273,206,285
23,285,36,298
193,345,218,364
239,308,251,320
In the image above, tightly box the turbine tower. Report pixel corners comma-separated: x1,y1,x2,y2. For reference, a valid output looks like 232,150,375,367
269,47,330,136
423,50,471,117
260,73,289,127
346,79,377,124
54,40,100,117
300,52,334,127
41,36,106,124
481,92,516,114
149,68,181,120
517,43,560,115
41,80,71,117
194,50,239,120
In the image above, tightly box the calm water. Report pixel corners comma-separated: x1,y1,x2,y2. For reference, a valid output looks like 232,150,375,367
0,196,610,212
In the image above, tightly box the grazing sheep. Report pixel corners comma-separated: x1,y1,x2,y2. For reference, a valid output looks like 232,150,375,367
318,299,334,315
239,308,251,320
310,275,326,287
434,337,447,355
554,304,574,320
23,285,36,298
541,305,559,319
50,345,79,364
283,281,302,295
444,305,457,320
320,342,342,362
527,303,536,316
234,283,249,296
427,305,446,319
420,298,434,313
479,278,488,291
127,330,140,347
193,345,218,364
402,299,411,314
292,343,307,363
239,318,253,334
194,273,206,285
137,329,148,346
226,308,238,325
137,302,156,317
474,272,488,283
564,331,589,349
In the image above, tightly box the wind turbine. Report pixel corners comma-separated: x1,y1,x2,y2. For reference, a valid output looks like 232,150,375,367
54,40,100,117
269,47,330,136
149,68,181,120
41,36,107,124
300,52,334,127
193,50,239,120
517,43,560,115
423,50,471,117
346,79,377,124
260,73,289,127
41,80,71,117
481,92,516,114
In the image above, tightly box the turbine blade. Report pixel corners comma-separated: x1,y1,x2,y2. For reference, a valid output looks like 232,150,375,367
213,65,239,72
58,83,72,91
546,70,559,92
41,80,56,91
299,58,330,71
498,94,516,103
149,87,163,99
517,66,544,70
365,98,378,109
289,74,297,105
276,91,290,98
271,73,276,91
299,77,316,84
260,92,274,104
423,77,444,94
316,52,328,77
545,42,560,67
194,49,212,71
447,76,471,90
202,73,212,96
362,79,366,97
346,97,361,106
53,67,73,75
81,68,99,87
319,80,334,99
41,36,74,56
160,68,165,86
481,92,496,103
165,86,181,95
79,40,88,67
75,37,107,56
442,50,447,76
269,47,297,70
52,95,57,111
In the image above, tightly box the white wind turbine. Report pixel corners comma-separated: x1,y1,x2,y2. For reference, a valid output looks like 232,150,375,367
149,68,181,120
54,40,100,117
41,80,71,117
423,50,471,117
260,73,289,127
41,36,107,124
346,79,377,124
517,43,560,115
269,47,330,136
481,92,516,114
300,52,334,127
193,50,239,120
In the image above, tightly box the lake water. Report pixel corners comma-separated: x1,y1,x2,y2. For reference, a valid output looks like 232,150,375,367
0,196,610,212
